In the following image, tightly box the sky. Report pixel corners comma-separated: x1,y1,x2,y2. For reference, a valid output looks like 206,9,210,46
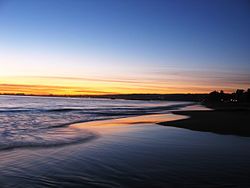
0,0,249,95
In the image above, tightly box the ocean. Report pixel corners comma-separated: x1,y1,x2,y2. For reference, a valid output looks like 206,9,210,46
0,95,189,150
1,95,250,187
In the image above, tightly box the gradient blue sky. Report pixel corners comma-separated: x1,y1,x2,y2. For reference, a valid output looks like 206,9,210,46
0,0,249,94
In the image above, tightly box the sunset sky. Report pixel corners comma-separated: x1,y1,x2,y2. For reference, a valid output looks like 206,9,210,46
0,0,249,95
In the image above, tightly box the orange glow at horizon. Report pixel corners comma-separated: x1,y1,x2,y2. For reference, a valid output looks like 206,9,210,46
0,75,248,95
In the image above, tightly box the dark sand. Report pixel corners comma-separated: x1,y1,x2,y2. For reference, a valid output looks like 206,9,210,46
159,109,250,137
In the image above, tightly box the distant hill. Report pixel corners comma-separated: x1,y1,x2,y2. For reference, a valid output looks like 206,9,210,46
93,94,207,102
0,93,207,101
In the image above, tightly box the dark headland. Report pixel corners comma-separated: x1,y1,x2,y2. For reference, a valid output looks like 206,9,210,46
0,92,207,101
159,89,250,137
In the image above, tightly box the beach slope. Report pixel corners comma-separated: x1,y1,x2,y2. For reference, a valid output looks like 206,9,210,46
159,109,250,137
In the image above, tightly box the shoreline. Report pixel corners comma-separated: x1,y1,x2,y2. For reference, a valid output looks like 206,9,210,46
158,109,250,137
0,93,206,102
1,105,250,187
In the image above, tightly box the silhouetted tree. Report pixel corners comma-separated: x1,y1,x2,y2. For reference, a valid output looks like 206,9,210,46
205,89,250,103
235,89,244,102
246,89,250,102
219,90,226,101
207,91,221,102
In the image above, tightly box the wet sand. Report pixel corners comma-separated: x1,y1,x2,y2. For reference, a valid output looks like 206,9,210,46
159,109,250,137
1,106,250,187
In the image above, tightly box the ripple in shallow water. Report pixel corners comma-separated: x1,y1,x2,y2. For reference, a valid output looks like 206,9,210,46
0,127,99,150
0,95,191,150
